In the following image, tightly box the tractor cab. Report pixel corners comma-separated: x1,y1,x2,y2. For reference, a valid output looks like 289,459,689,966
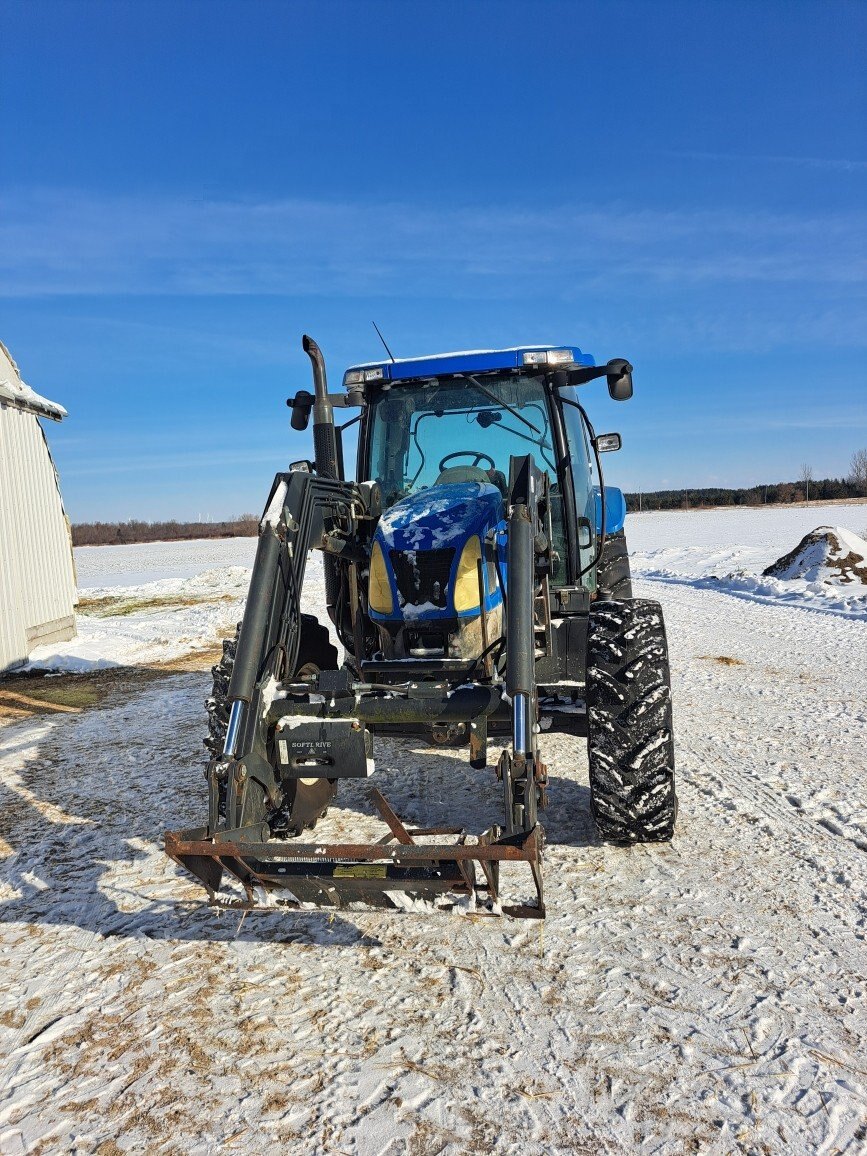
347,344,628,593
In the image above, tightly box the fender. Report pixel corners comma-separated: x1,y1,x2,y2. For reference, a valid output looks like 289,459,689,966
594,485,627,535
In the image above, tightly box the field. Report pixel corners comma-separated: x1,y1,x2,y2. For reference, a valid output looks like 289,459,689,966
1,503,866,1154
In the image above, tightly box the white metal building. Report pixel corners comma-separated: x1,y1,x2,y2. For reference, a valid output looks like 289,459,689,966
0,340,77,672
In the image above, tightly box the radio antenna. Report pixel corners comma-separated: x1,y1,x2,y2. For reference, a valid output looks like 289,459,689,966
372,320,396,363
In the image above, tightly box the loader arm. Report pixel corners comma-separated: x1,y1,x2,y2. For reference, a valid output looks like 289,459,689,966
216,468,370,833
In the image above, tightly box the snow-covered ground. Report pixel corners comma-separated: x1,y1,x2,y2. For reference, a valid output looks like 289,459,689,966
74,537,258,587
629,502,867,620
2,504,866,1153
23,538,259,671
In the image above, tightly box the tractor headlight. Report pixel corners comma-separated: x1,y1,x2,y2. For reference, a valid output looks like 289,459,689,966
344,367,385,386
522,349,573,367
368,541,394,614
454,536,483,612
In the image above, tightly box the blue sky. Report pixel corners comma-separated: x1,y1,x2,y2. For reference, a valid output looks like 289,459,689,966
2,0,865,521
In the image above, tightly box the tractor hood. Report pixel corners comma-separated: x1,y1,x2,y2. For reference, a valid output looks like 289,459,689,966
377,482,503,552
371,482,505,622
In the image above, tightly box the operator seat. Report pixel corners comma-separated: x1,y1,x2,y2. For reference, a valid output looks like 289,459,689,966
434,465,491,486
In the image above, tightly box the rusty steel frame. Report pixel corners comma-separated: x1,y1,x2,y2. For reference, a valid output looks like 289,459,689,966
165,788,545,918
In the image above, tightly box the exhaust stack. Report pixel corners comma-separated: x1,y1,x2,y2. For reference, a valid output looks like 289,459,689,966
302,334,340,482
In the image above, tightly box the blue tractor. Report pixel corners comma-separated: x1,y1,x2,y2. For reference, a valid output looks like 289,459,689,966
167,339,676,917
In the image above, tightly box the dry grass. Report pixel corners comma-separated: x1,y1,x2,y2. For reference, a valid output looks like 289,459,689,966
0,644,223,722
150,644,224,673
77,592,237,618
0,678,102,718
698,654,745,667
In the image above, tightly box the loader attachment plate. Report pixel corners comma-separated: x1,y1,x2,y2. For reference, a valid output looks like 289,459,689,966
165,790,545,918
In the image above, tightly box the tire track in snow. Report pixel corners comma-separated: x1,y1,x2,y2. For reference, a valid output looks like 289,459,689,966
0,552,865,1152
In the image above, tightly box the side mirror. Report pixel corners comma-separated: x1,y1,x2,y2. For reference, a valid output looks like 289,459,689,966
606,359,633,401
595,433,622,453
288,389,314,431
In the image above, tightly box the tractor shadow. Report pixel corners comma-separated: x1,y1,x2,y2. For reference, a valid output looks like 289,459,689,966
0,669,381,947
0,668,597,945
0,777,382,947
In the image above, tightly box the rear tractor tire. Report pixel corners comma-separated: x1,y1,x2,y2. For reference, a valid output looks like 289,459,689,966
205,614,339,835
595,529,633,599
586,598,677,843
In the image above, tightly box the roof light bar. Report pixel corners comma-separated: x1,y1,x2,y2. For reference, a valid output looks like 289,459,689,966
342,345,595,387
522,349,574,367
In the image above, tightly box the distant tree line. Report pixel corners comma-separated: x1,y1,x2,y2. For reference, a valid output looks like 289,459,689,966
625,477,864,512
72,452,867,539
72,516,259,547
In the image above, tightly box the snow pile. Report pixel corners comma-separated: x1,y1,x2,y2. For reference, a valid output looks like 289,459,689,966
25,567,252,672
762,525,867,586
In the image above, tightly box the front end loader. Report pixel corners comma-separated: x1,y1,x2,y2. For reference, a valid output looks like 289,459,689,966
166,338,677,917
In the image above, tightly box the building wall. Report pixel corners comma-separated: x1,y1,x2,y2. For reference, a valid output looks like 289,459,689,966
0,401,77,671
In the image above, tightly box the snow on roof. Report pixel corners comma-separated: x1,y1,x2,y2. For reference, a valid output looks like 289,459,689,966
0,339,67,421
344,344,596,385
350,346,560,369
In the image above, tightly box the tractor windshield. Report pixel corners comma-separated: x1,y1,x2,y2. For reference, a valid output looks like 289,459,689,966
367,374,557,508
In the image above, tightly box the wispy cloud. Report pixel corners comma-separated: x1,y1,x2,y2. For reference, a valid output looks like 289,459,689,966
1,188,865,301
663,150,867,173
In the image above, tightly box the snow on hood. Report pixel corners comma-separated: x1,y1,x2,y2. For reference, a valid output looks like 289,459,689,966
377,482,504,552
762,526,867,587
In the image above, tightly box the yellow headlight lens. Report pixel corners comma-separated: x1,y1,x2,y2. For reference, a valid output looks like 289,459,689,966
454,536,483,612
368,540,394,614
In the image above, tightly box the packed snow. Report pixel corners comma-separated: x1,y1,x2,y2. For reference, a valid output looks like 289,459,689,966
1,502,866,1153
26,565,253,672
629,502,867,621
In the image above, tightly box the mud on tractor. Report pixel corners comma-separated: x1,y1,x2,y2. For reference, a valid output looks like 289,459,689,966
166,339,677,917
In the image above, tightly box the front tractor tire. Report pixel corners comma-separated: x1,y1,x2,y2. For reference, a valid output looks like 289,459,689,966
586,599,677,843
205,614,339,835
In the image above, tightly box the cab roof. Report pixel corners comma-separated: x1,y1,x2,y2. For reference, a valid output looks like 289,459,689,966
342,345,595,387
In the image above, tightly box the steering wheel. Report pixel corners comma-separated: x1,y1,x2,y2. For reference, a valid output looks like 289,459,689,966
438,450,496,472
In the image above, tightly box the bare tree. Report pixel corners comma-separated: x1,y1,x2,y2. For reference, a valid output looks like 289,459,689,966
849,448,867,494
799,462,814,502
